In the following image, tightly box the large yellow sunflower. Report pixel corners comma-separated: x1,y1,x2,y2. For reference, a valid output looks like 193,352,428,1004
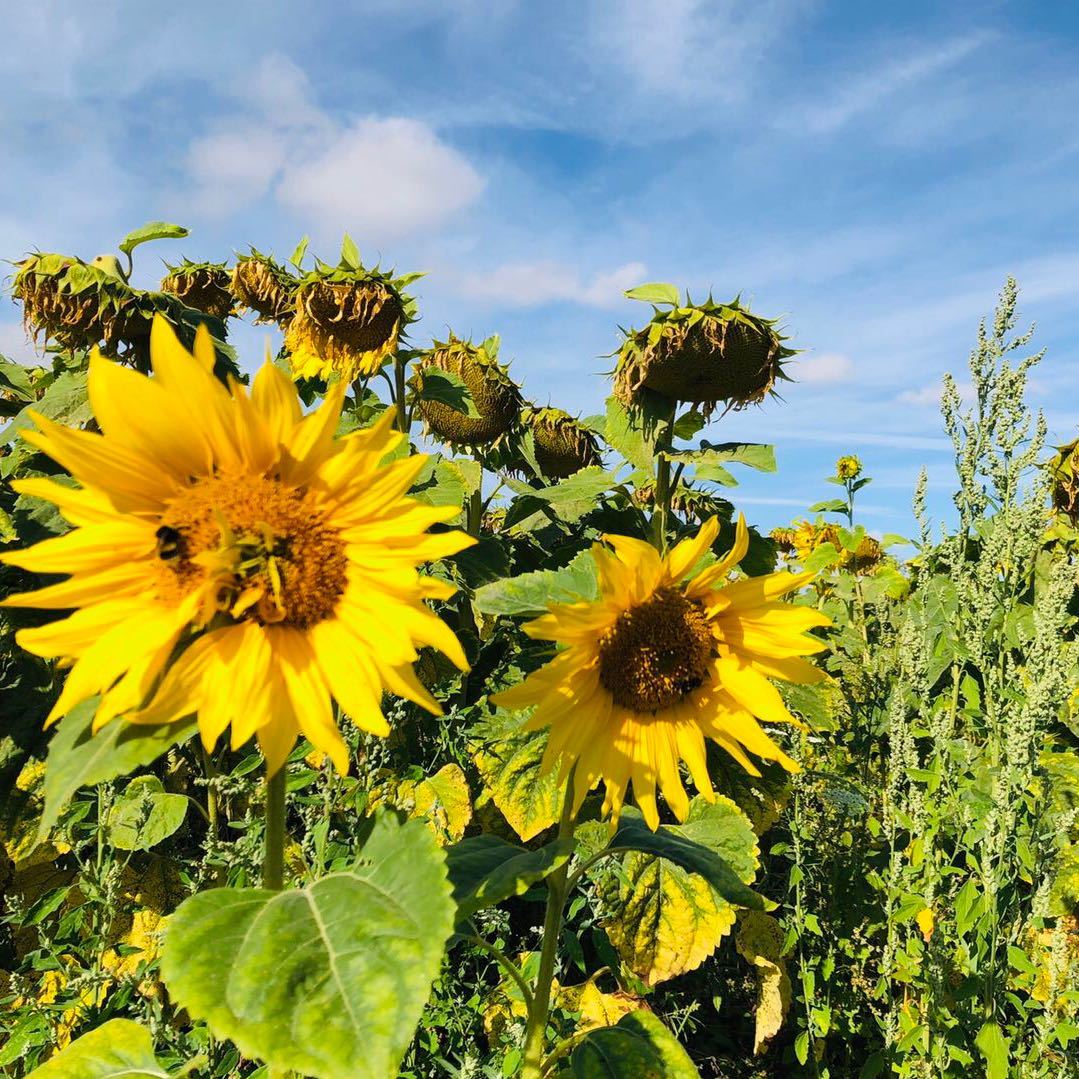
492,516,829,829
1,316,473,774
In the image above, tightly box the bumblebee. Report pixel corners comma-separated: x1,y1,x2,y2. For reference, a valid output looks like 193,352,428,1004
155,525,183,561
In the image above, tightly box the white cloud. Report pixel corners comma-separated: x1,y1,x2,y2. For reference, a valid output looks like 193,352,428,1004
898,378,974,407
184,54,484,243
794,352,854,383
277,118,484,243
450,259,647,309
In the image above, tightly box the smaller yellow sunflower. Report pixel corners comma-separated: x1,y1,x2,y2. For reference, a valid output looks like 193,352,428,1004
493,516,829,829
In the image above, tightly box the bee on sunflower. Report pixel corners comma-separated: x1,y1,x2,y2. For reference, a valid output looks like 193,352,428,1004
1,316,473,776
493,515,829,829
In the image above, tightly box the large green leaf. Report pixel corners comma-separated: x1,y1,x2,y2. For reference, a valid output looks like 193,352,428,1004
473,550,599,617
106,774,189,851
37,699,196,843
560,1011,700,1077
446,834,575,920
25,1018,170,1078
118,221,189,256
161,814,455,1079
471,711,564,841
605,395,663,472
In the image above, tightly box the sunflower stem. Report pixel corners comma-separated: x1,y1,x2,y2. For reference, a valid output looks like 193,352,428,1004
521,771,578,1079
393,355,409,434
649,406,676,554
263,766,287,891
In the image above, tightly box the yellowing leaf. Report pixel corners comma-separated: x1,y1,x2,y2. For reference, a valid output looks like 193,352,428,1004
397,763,472,844
598,797,759,986
562,978,644,1032
471,713,562,842
916,906,935,942
736,911,792,1054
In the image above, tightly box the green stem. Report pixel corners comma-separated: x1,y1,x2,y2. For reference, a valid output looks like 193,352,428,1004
521,774,578,1079
263,766,287,891
648,406,677,553
393,356,409,434
200,743,219,839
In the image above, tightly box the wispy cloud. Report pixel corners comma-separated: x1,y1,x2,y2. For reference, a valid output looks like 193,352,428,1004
794,352,854,383
792,32,992,135
448,260,648,309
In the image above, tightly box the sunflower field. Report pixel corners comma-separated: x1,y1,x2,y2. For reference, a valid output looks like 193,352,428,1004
1,226,1077,1079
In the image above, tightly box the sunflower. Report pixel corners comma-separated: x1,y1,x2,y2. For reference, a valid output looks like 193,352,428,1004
1,316,474,775
492,516,829,829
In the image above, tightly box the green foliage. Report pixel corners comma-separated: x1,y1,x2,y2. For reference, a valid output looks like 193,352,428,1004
25,1019,174,1078
161,814,455,1079
559,1010,701,1077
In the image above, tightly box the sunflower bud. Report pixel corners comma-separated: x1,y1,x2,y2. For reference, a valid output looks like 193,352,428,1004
161,260,235,320
414,334,522,447
835,455,862,481
523,406,601,479
229,250,297,324
614,293,795,413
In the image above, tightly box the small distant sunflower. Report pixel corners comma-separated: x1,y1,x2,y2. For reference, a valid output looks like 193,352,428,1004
493,516,829,828
1,316,473,774
835,455,862,481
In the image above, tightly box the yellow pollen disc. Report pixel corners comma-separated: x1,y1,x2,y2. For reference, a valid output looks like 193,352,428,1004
597,587,714,713
152,475,347,628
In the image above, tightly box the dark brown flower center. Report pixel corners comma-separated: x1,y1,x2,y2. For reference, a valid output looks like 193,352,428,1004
597,587,714,713
152,475,347,628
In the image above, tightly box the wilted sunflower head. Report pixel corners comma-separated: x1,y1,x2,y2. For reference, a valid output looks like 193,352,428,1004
782,519,882,574
1049,437,1079,525
414,333,522,447
635,480,733,524
493,515,830,828
284,238,420,383
523,405,601,479
614,290,796,413
229,249,298,324
161,260,235,320
11,251,196,369
0,315,474,776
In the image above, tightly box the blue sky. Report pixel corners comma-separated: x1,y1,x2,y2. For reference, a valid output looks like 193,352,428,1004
2,0,1077,535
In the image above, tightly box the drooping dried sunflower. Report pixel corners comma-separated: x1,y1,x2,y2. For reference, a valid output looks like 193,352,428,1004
523,406,601,479
614,290,796,413
1049,437,1079,525
161,260,235,320
284,241,420,382
414,334,522,447
11,252,218,371
229,249,298,324
633,481,733,524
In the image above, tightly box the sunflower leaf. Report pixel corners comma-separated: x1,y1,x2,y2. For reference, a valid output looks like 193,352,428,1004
160,813,455,1079
446,834,575,920
106,774,189,851
415,368,481,418
562,1010,700,1077
595,799,765,985
471,710,564,841
37,699,197,846
118,221,189,257
473,550,599,617
624,282,682,307
23,1018,170,1078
